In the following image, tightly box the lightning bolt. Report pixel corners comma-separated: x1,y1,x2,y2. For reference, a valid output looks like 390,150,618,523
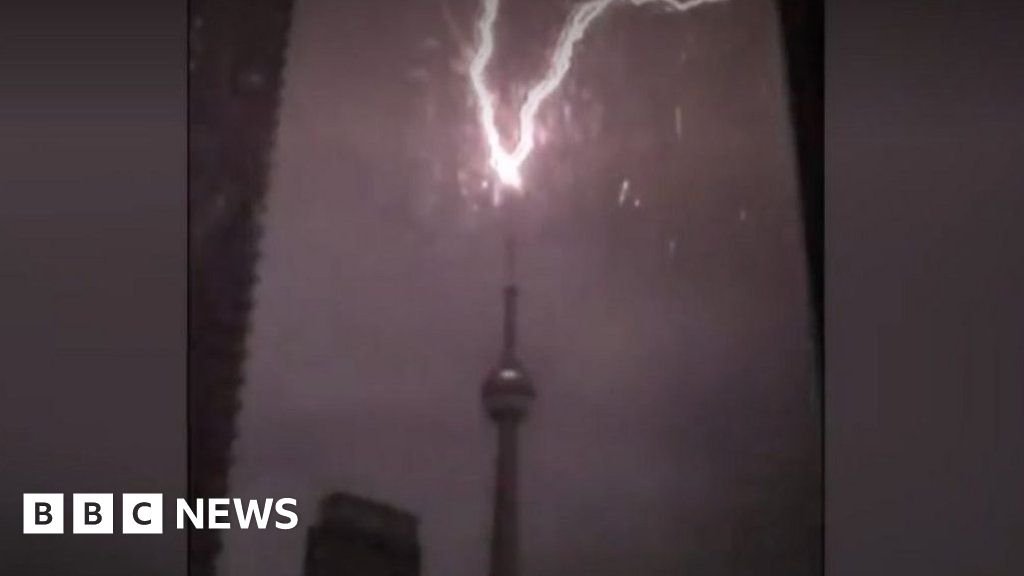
469,0,728,200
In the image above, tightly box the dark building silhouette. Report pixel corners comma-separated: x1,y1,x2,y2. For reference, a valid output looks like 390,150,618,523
776,1,823,571
777,0,823,373
304,492,421,576
188,1,295,574
481,237,536,576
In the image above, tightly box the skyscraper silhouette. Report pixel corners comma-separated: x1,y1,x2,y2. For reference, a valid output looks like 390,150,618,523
303,492,420,576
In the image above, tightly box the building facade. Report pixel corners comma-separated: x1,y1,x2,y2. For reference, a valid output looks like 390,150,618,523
188,1,295,574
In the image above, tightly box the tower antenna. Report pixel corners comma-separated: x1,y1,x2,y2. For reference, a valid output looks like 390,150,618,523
501,195,520,356
504,229,517,287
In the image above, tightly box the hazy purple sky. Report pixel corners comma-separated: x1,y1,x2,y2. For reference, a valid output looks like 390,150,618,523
222,0,817,574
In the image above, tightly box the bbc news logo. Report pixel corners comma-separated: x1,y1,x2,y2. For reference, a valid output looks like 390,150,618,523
23,494,298,534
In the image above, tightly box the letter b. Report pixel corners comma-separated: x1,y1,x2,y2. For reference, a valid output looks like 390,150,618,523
73,494,113,534
23,494,63,534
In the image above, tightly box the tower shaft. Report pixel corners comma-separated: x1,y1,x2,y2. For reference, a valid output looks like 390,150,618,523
489,418,521,576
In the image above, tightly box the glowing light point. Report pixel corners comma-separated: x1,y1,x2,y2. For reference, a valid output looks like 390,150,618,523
492,154,523,190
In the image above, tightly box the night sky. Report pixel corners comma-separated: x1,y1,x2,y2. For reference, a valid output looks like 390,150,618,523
221,0,818,574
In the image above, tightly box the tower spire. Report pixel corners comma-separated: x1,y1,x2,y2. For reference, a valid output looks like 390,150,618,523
502,232,518,358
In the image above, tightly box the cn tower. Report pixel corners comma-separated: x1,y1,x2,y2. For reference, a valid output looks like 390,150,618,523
481,221,536,576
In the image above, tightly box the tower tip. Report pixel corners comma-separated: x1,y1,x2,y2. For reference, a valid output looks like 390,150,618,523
504,231,517,287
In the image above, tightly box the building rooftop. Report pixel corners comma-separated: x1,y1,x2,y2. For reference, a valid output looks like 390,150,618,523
316,492,419,544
